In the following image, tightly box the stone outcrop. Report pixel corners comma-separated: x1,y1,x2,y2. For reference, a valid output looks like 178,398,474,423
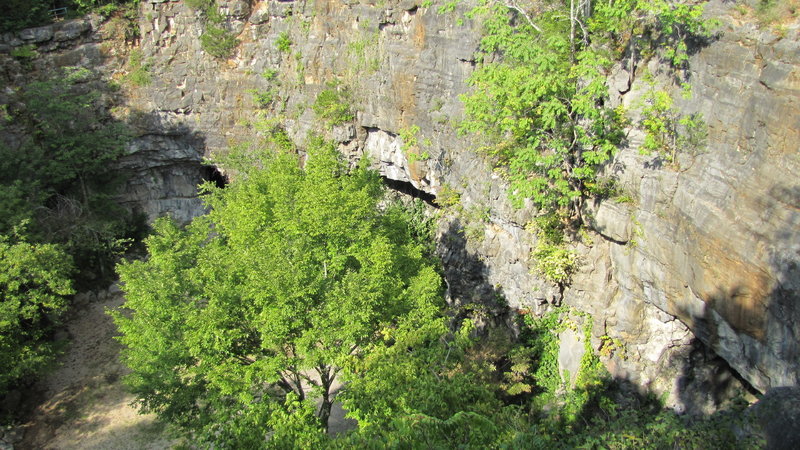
745,386,800,449
2,0,798,413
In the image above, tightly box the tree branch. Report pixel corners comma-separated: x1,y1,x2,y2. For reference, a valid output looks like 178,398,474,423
497,0,542,33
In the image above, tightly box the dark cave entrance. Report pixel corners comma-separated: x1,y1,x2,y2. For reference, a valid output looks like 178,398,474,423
381,176,438,207
202,166,227,189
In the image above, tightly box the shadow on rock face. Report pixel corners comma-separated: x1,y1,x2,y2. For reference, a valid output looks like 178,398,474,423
745,386,800,450
436,217,516,333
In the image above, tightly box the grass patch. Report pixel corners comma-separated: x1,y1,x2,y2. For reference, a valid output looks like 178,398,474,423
124,49,151,86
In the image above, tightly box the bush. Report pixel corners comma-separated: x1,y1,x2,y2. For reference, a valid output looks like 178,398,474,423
0,0,52,33
275,31,292,53
461,0,716,221
532,242,577,285
10,45,38,61
123,49,151,86
0,66,136,286
200,25,239,59
639,86,708,165
0,235,74,397
312,88,354,125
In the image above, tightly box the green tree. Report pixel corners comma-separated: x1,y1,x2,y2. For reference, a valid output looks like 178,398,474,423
0,66,134,283
461,0,714,221
461,0,626,219
0,0,52,33
0,1,142,33
112,136,444,445
338,318,513,447
0,233,74,397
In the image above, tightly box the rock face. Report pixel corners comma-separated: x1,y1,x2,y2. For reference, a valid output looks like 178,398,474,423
745,386,800,449
2,0,798,412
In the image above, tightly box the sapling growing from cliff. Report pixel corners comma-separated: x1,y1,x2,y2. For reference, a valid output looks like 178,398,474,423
312,87,354,125
186,0,240,59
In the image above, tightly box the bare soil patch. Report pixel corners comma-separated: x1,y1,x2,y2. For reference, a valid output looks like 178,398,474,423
18,287,174,450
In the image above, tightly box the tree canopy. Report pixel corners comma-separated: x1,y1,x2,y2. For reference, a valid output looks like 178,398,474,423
0,66,136,283
112,137,445,444
0,234,74,396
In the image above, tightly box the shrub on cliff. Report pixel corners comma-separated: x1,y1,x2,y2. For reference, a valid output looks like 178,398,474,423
312,88,354,126
200,24,239,59
461,0,716,221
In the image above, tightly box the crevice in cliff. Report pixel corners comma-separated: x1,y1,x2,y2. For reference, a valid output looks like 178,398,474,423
381,176,437,207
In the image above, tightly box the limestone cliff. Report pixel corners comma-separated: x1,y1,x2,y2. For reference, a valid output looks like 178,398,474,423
2,0,797,412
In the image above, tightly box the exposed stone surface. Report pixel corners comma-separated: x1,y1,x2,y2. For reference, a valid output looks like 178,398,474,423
558,328,585,388
0,18,93,50
3,0,798,415
745,386,800,449
604,9,800,393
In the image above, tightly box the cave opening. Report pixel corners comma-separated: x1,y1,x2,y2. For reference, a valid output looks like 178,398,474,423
202,166,227,189
381,176,438,207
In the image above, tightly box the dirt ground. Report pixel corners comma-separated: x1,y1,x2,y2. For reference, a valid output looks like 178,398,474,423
18,287,175,450
16,285,355,449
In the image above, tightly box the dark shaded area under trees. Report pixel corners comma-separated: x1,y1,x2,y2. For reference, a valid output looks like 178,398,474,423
1,1,142,33
0,62,144,410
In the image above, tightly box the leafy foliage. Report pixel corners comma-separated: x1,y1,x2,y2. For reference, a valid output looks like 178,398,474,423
639,83,708,165
751,0,800,27
525,214,577,285
340,319,500,432
0,234,74,397
200,24,239,59
335,301,757,447
112,136,444,445
124,49,151,86
461,1,626,216
311,88,354,125
532,242,578,285
398,125,421,150
248,89,277,109
433,183,461,208
10,45,38,62
275,31,292,53
0,65,136,402
185,0,240,59
0,1,142,33
461,0,716,220
0,1,50,33
0,67,137,284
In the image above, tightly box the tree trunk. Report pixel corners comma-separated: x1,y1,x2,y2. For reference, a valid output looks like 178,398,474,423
317,365,334,433
319,396,332,433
